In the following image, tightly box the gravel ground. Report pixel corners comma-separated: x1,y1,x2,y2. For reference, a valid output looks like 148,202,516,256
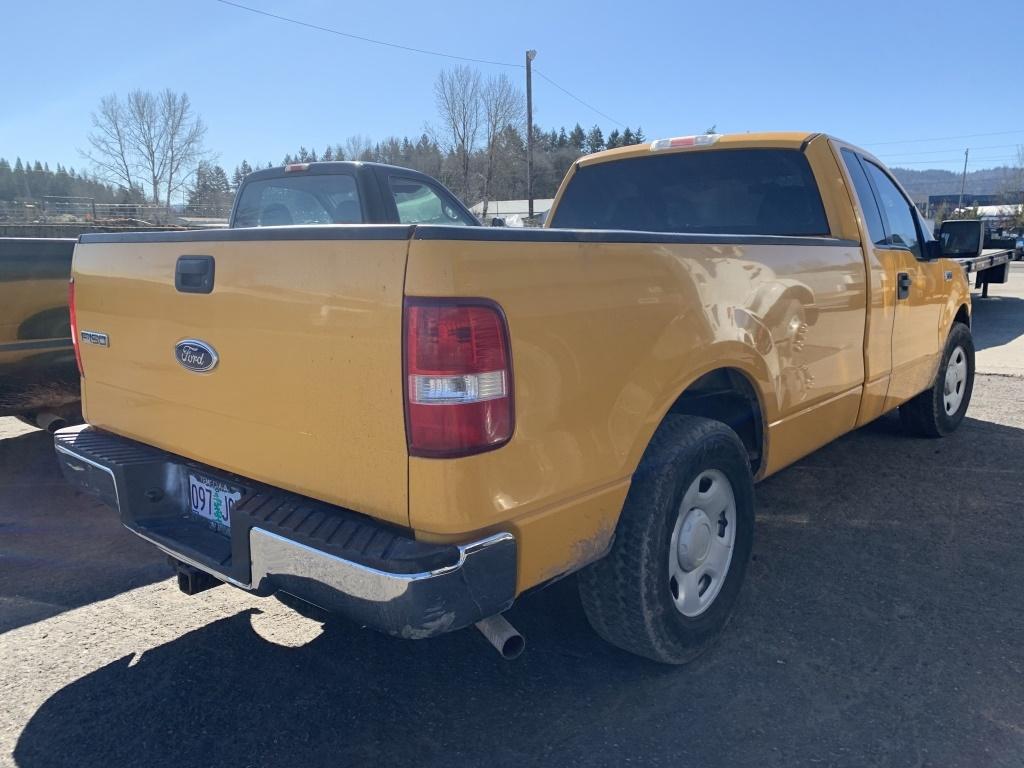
2,266,1023,768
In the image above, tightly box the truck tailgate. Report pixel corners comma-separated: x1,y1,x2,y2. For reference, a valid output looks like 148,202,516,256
72,227,413,526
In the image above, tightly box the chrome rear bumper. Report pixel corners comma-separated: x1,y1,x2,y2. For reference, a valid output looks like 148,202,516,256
54,425,516,638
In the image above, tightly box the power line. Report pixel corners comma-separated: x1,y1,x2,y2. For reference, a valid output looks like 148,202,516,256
877,142,1023,158
533,70,624,127
888,156,1019,166
213,0,522,68
887,151,1019,162
212,0,624,127
864,128,1024,147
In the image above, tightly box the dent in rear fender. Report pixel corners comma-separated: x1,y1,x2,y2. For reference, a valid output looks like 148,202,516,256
405,236,868,590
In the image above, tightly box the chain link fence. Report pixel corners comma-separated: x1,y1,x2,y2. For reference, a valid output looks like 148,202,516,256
0,197,230,228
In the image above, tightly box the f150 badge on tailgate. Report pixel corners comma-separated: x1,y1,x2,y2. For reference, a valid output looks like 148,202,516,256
175,339,218,373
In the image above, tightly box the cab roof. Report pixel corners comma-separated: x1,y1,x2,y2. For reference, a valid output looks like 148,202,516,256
576,131,820,168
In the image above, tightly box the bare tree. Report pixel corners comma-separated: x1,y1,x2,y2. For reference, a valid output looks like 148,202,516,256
83,95,138,196
433,66,482,200
160,90,206,206
126,90,165,205
480,74,524,220
82,89,206,205
344,134,373,162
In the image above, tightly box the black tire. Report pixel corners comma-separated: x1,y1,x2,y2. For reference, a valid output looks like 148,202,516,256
899,322,974,438
578,415,755,665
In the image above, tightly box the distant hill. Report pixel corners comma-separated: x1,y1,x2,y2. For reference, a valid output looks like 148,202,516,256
890,165,1022,203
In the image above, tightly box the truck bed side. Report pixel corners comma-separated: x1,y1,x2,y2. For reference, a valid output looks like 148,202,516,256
404,225,867,588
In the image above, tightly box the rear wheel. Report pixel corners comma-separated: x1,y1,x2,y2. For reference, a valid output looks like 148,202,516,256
899,322,974,437
578,415,754,664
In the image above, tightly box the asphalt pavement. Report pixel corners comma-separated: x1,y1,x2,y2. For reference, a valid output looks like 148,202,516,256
2,265,1023,768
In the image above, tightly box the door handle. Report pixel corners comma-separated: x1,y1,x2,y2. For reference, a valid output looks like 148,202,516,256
897,272,912,300
175,256,215,294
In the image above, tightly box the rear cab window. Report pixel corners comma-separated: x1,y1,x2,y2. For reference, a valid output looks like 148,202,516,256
234,174,363,227
549,148,830,237
388,177,475,226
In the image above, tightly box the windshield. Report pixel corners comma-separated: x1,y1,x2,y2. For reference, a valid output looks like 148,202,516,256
550,148,830,237
233,173,363,227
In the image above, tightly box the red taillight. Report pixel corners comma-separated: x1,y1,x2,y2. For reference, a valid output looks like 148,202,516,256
404,299,513,458
68,278,84,377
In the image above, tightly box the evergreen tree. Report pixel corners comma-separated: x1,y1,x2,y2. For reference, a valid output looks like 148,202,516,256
621,127,635,145
0,156,120,203
606,130,622,149
0,159,13,200
585,125,605,154
187,162,233,212
569,124,586,151
321,146,335,161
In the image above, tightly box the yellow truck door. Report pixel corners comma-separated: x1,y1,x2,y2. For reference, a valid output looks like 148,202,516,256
838,148,944,419
858,159,945,407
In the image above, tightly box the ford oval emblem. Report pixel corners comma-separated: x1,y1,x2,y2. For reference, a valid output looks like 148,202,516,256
175,339,218,373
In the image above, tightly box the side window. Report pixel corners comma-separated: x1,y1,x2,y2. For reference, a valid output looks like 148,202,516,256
864,162,922,259
389,177,473,226
840,149,886,245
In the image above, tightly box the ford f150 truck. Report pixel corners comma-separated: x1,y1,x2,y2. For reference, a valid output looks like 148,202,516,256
55,133,974,664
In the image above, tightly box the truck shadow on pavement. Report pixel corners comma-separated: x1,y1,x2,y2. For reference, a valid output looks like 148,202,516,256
0,426,168,633
969,294,1024,351
13,412,1024,768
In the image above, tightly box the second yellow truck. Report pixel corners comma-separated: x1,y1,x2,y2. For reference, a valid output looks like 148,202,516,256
55,132,974,663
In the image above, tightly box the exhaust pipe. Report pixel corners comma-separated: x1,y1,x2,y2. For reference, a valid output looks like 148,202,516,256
36,412,68,433
475,613,525,660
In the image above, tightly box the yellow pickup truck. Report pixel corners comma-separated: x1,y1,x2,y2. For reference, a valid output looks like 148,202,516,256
55,133,974,664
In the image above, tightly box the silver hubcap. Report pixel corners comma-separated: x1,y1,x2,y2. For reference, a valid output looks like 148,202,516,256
668,469,737,617
943,346,967,415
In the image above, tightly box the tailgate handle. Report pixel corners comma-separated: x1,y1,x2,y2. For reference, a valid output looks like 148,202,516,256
175,256,215,294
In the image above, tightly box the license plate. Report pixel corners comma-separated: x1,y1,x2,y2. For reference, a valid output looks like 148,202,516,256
187,473,241,532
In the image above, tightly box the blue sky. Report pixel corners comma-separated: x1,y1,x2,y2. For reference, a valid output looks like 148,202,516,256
4,0,1022,177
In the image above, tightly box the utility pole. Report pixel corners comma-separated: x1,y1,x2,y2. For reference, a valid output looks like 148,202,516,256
526,49,536,221
957,147,969,215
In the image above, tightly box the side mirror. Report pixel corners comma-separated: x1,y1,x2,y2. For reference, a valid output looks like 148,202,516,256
490,217,506,227
924,240,944,260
